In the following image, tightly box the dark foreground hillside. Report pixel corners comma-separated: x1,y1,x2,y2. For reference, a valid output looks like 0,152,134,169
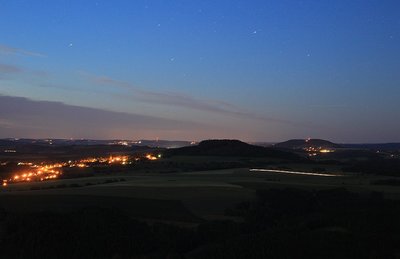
1,188,399,258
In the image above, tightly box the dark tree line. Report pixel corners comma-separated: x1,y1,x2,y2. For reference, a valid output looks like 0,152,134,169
1,188,400,258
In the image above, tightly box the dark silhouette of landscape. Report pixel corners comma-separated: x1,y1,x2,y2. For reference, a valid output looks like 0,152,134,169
1,138,400,258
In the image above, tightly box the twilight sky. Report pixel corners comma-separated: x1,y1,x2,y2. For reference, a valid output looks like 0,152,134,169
0,0,399,142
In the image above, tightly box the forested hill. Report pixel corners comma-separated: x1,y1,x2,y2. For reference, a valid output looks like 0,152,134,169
165,139,300,160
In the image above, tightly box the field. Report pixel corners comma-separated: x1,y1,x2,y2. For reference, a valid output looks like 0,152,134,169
2,167,400,223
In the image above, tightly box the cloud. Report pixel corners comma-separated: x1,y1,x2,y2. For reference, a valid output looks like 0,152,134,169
37,83,74,90
91,75,131,89
32,70,49,78
85,72,323,129
0,44,45,57
0,63,48,81
86,73,254,114
0,95,201,139
309,104,348,108
0,63,23,74
0,119,14,128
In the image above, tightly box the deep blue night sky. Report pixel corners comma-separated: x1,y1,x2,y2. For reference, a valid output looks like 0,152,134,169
0,0,399,142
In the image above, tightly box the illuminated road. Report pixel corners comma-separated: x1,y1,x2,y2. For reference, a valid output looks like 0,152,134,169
249,169,342,177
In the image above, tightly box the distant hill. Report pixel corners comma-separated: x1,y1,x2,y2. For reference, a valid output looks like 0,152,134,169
0,139,192,148
0,139,158,162
341,143,400,151
165,139,300,160
135,140,192,148
274,139,341,149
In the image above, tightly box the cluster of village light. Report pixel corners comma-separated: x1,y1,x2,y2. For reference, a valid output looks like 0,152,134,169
2,163,62,187
303,138,335,157
1,154,160,187
304,147,335,157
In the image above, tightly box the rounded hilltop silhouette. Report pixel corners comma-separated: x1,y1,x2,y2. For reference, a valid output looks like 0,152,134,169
165,139,300,160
